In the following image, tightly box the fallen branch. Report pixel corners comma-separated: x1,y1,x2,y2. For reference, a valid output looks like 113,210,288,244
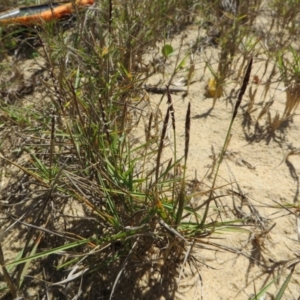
144,85,187,94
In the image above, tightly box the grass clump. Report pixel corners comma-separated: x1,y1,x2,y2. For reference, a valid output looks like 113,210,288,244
0,1,209,298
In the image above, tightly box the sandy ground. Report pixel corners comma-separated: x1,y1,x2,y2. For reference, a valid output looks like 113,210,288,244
1,6,300,300
140,20,300,299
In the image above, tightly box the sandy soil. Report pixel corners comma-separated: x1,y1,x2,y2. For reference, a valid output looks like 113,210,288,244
140,19,300,299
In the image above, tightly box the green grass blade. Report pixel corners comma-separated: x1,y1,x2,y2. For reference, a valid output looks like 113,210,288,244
6,239,90,268
249,278,276,300
275,266,295,300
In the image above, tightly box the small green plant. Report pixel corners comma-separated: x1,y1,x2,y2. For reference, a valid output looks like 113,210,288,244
251,45,300,137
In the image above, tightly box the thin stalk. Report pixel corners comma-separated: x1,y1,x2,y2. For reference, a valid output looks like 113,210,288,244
49,111,55,184
176,102,190,227
0,243,18,298
166,87,177,215
200,58,253,227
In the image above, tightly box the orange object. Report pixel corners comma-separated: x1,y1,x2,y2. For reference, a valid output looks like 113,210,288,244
0,0,94,25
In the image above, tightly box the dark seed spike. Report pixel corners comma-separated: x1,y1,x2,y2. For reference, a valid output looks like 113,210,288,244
233,57,253,121
156,107,170,184
184,102,191,163
166,85,176,131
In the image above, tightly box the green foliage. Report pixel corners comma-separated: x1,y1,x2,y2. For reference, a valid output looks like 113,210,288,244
162,44,174,58
0,0,299,299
